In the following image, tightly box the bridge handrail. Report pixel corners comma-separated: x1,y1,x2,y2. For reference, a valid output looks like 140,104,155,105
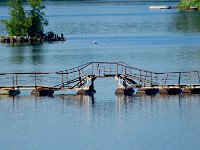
89,61,155,74
0,62,199,77
57,62,92,74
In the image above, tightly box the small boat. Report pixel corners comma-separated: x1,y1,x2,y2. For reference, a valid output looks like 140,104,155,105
189,6,198,11
149,5,172,9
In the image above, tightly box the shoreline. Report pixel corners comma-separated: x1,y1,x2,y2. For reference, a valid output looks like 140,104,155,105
0,32,66,44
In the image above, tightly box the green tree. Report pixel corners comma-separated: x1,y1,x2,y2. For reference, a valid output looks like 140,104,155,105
27,0,48,37
1,0,30,36
1,0,48,38
179,0,200,9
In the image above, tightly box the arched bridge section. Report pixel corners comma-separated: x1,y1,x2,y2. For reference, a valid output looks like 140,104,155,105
54,62,200,90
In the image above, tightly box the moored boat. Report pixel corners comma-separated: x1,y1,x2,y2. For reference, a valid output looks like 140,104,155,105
149,5,172,9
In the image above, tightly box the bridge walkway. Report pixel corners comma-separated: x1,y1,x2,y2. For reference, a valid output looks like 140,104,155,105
0,62,200,96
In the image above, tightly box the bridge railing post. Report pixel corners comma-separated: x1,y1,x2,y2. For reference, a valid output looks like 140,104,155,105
116,64,118,75
143,71,147,87
78,67,81,77
61,74,64,89
139,70,141,86
66,73,68,83
34,74,37,88
12,74,15,89
97,64,100,76
165,73,168,85
197,71,200,84
156,74,158,84
92,63,94,75
178,73,181,86
15,74,18,87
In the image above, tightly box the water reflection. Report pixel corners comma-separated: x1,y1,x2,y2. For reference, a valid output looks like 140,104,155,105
116,94,200,116
1,94,199,116
59,94,93,106
174,12,200,33
30,43,44,65
10,45,25,64
9,43,44,65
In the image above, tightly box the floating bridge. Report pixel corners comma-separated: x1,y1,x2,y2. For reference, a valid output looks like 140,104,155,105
0,62,200,96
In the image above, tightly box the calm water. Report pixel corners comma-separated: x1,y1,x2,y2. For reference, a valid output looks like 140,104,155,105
0,1,200,150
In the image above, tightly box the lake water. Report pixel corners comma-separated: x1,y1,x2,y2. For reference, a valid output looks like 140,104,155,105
0,0,200,150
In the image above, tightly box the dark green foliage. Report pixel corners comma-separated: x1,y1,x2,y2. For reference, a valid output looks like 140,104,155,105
27,0,48,37
1,0,30,36
1,0,48,37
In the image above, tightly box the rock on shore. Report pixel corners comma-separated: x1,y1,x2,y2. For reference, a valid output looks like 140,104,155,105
0,32,66,44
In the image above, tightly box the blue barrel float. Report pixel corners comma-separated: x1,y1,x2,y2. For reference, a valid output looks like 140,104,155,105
8,89,20,96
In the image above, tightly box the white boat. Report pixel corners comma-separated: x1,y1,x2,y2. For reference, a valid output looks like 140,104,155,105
189,6,198,11
149,5,172,9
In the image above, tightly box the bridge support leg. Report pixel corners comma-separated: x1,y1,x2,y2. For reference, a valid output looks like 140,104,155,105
160,88,182,95
115,87,135,96
0,89,9,95
115,76,135,96
9,89,20,96
183,87,200,94
77,89,87,95
159,88,168,95
0,89,20,96
77,77,96,95
31,88,54,97
136,88,159,96
136,89,146,95
183,88,191,95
